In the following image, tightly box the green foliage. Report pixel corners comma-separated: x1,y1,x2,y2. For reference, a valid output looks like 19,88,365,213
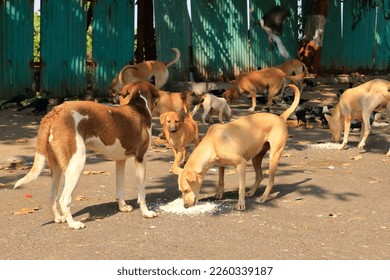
33,12,40,62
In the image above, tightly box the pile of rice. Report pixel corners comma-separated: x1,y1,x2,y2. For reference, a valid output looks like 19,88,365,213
309,142,341,150
157,197,233,216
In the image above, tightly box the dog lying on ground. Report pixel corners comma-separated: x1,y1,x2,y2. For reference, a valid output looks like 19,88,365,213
14,81,160,229
110,48,180,93
275,59,308,91
191,93,232,125
324,79,390,156
223,67,305,112
178,84,300,210
153,90,203,116
160,110,200,174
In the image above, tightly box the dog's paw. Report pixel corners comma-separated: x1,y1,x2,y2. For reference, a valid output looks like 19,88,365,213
54,215,66,224
119,204,134,212
215,192,223,200
255,196,267,204
235,203,246,211
69,221,86,230
143,210,158,218
245,189,256,197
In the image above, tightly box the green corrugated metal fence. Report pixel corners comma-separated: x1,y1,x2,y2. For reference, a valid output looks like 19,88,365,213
0,0,34,99
40,0,87,98
92,0,134,96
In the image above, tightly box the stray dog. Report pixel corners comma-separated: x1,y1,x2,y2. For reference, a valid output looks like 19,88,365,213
324,79,390,156
160,110,200,174
275,59,308,91
114,48,180,91
153,90,203,116
17,98,49,115
178,84,300,210
14,81,160,229
191,93,232,125
223,67,305,112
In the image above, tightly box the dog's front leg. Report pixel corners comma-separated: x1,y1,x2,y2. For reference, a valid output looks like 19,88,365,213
116,160,133,212
249,92,257,112
134,159,158,218
215,166,225,199
358,114,371,150
236,162,247,210
340,115,352,150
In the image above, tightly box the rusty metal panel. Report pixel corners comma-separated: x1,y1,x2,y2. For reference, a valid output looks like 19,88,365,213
154,0,190,81
92,0,134,97
40,0,87,98
191,0,249,81
0,0,34,100
249,0,298,69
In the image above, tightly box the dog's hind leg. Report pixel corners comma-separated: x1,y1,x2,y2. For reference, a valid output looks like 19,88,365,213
116,160,133,212
59,148,86,229
246,143,270,198
215,166,225,199
50,164,65,224
134,159,157,218
256,144,284,203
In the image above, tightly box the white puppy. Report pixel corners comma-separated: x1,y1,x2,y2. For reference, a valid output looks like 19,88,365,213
191,93,232,125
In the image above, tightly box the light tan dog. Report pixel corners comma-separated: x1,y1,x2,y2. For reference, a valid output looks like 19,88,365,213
178,84,300,210
275,59,308,91
109,48,180,94
325,79,390,156
14,81,160,229
153,90,203,116
191,93,232,125
223,67,305,112
160,111,200,174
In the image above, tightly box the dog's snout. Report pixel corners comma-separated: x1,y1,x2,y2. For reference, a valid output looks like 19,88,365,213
169,128,177,133
183,203,189,209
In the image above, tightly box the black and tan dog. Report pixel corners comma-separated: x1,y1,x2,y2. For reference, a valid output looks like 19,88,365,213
178,84,300,210
14,81,160,229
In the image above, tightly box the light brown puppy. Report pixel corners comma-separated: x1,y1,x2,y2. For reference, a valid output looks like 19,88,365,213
153,90,203,116
160,110,200,174
325,79,390,156
178,84,300,210
14,81,160,230
275,59,308,91
223,67,305,112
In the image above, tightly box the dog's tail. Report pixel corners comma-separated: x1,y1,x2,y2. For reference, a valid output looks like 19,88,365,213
14,111,54,189
280,84,300,121
165,48,181,68
118,65,138,85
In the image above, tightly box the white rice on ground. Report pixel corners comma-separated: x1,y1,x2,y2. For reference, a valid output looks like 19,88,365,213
156,197,234,216
309,142,341,150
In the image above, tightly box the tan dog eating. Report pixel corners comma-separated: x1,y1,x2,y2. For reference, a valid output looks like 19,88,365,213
178,84,300,210
160,111,200,174
325,79,390,156
14,81,160,229
223,67,305,112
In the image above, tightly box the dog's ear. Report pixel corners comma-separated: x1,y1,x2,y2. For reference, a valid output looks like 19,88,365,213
159,113,167,125
184,170,197,183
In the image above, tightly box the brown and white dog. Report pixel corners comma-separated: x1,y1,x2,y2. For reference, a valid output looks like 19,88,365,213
324,79,390,156
178,84,300,210
191,93,232,125
153,90,203,116
14,81,160,229
275,59,308,91
160,110,200,174
223,67,305,112
115,48,180,91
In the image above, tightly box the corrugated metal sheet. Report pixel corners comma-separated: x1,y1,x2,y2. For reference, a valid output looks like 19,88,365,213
40,0,87,98
191,0,248,81
0,0,34,100
322,0,390,72
249,0,299,69
93,0,134,97
154,0,190,81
